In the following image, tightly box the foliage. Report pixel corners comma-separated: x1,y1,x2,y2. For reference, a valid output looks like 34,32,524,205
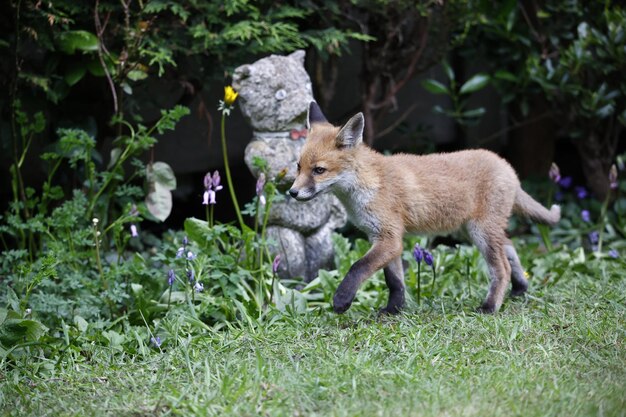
457,0,626,198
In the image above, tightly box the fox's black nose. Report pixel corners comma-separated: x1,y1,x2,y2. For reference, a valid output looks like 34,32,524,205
288,189,298,198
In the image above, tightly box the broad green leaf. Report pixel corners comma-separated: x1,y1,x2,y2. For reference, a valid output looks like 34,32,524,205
108,148,122,169
421,79,449,95
0,318,48,346
64,63,86,86
127,69,148,81
461,107,486,118
459,74,490,95
73,316,88,333
494,70,517,82
6,287,20,313
145,182,172,222
184,217,210,247
442,61,455,82
57,30,99,54
147,161,177,190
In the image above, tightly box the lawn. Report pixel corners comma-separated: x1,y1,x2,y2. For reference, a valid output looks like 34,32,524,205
2,245,625,417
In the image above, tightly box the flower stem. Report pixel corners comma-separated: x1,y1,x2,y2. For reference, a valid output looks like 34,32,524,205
597,190,611,253
417,262,421,305
220,113,245,230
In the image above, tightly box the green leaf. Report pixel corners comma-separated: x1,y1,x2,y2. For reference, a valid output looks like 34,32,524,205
459,74,490,95
0,318,48,346
64,63,87,86
422,79,449,95
127,69,148,81
145,182,172,222
494,70,517,82
146,161,177,190
184,217,210,247
108,148,122,169
73,316,88,333
442,61,455,82
461,108,486,118
6,287,20,313
57,30,99,54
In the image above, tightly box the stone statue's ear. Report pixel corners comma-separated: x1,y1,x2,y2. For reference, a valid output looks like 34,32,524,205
336,113,364,148
288,50,306,65
233,64,251,80
307,101,328,129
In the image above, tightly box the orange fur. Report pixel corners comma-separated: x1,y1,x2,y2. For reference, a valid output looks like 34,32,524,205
289,103,560,314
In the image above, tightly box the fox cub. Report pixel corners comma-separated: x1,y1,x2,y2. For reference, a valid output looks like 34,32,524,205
289,102,560,314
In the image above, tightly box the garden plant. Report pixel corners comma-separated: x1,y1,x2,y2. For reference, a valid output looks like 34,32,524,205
1,1,625,416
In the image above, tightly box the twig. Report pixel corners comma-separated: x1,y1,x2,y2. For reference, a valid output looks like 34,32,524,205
94,0,118,114
374,103,418,139
477,111,553,145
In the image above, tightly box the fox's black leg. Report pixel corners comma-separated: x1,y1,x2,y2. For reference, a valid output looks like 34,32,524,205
505,241,528,297
333,238,402,314
380,256,405,315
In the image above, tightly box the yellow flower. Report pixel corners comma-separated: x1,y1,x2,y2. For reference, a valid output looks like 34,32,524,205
224,86,238,106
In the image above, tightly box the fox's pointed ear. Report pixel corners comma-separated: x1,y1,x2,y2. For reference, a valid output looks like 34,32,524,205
307,101,328,129
336,113,364,148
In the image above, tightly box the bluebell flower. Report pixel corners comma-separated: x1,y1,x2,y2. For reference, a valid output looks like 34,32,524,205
413,243,423,263
176,247,185,258
150,336,162,347
588,231,599,245
424,251,434,266
581,210,591,223
194,282,204,292
608,249,619,258
549,163,561,184
186,251,195,260
186,269,195,283
609,164,618,190
558,176,573,189
182,236,189,246
167,269,175,286
575,186,588,199
272,254,281,274
130,224,138,237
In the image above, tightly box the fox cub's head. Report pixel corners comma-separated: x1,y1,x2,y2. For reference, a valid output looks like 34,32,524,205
289,102,364,201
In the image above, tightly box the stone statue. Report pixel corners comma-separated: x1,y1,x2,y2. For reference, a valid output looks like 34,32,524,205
232,50,347,282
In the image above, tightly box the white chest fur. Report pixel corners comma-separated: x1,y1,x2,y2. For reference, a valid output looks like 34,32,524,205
331,173,381,238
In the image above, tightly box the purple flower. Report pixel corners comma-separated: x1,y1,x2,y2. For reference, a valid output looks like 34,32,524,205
575,186,588,199
167,269,176,286
588,231,599,245
186,251,195,260
212,171,223,190
608,249,619,258
558,176,573,189
256,173,266,205
555,191,564,202
581,210,591,223
130,224,138,237
186,268,195,283
272,254,281,274
176,247,185,258
203,172,213,189
194,282,204,292
549,163,561,184
413,243,424,263
182,236,189,246
202,170,223,205
609,164,618,190
424,251,434,266
150,336,162,347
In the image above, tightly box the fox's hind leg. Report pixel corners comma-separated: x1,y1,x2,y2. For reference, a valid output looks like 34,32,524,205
467,221,511,313
504,239,528,297
380,256,405,315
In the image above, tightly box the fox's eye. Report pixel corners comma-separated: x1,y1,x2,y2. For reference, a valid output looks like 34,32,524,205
296,162,301,173
313,167,326,175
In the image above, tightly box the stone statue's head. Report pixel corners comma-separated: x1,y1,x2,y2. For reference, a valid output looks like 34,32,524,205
232,50,313,132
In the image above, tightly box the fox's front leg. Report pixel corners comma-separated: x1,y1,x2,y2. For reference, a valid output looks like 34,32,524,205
333,238,403,314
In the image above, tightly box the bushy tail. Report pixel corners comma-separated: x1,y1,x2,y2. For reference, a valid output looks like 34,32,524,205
513,188,561,226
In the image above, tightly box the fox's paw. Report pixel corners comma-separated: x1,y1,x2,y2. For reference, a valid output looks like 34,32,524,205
378,305,402,316
477,302,497,314
333,292,354,314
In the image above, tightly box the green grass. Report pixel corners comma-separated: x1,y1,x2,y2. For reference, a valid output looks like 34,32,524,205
2,252,625,416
